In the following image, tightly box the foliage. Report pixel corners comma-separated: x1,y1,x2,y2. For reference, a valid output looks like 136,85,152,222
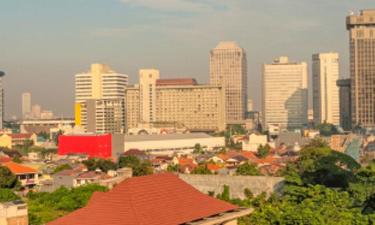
167,164,179,172
316,123,339,137
236,163,259,176
53,164,72,174
191,164,212,175
38,131,49,141
257,144,271,158
193,143,204,154
83,158,117,172
28,184,108,225
0,188,20,202
12,156,22,163
118,156,153,176
0,166,18,189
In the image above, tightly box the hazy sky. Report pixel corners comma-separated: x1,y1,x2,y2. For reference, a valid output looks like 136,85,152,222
0,0,374,119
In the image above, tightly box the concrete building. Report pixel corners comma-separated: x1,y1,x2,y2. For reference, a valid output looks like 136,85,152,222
262,57,308,130
125,72,225,132
210,41,247,125
242,133,268,152
1,161,39,188
0,71,5,129
21,92,31,119
20,118,75,134
124,133,225,156
0,201,28,225
31,104,41,119
40,110,54,120
75,64,128,133
347,10,375,129
312,53,340,125
77,99,125,134
337,79,352,130
247,99,253,112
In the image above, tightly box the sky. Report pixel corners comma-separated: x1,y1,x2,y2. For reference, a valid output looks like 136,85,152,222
0,0,374,119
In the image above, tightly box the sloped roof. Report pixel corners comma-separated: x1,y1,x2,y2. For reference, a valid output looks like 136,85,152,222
48,173,238,225
2,161,37,174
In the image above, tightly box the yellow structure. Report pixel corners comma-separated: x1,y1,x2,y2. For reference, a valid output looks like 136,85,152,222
0,134,12,149
0,133,37,149
74,103,82,126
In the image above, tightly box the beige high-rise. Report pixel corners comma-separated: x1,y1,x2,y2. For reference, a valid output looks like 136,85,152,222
347,10,375,129
312,53,340,125
262,57,308,130
209,42,247,125
125,70,225,132
75,64,128,133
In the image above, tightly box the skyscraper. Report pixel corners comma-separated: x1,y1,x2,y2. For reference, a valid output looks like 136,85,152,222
139,69,160,123
22,92,31,119
312,53,340,125
209,41,247,125
347,10,375,129
0,71,4,129
262,57,308,130
75,64,128,134
337,79,352,130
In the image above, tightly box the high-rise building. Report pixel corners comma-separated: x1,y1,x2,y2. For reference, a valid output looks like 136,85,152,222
347,10,375,129
247,99,253,112
0,71,4,129
262,56,308,130
31,104,41,119
125,72,225,132
209,41,247,125
75,64,128,133
312,53,340,125
22,92,31,119
337,79,352,130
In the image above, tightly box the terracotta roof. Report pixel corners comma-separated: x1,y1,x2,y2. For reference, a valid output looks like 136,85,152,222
207,163,222,172
76,171,111,180
0,156,11,163
156,78,198,86
48,173,238,225
123,149,146,157
8,133,34,139
2,161,37,174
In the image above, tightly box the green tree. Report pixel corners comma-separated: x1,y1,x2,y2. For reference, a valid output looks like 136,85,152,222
0,166,18,189
12,156,22,163
236,163,259,176
83,158,117,172
118,156,153,176
53,164,72,174
167,164,179,172
257,144,271,158
193,143,204,154
0,188,20,202
118,156,140,169
191,165,212,175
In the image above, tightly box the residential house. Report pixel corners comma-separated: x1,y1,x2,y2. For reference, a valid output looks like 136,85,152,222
1,161,39,188
0,133,37,149
47,173,252,225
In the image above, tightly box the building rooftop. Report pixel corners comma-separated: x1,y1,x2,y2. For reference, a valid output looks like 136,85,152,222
125,133,213,142
156,78,198,86
214,41,242,50
47,173,242,225
2,161,37,175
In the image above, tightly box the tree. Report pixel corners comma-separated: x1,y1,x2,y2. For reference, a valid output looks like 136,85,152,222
38,132,49,141
118,156,140,168
12,156,22,163
53,164,72,174
193,143,204,154
257,144,271,158
118,156,153,177
167,164,179,172
236,163,259,176
82,158,117,172
191,165,212,175
0,188,20,202
0,166,18,189
317,123,339,137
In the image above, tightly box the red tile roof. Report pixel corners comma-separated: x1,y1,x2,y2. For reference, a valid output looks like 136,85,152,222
0,156,11,163
2,161,37,174
207,163,222,172
48,173,238,225
8,133,34,139
156,78,198,86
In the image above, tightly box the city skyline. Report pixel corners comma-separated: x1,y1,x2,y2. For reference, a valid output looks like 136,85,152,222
1,1,375,119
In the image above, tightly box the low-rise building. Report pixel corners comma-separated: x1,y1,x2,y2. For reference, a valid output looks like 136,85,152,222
124,133,225,156
47,173,252,225
0,133,37,149
242,133,268,152
58,134,124,159
1,162,39,188
0,200,28,225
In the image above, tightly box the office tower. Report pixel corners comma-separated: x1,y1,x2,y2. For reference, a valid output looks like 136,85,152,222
262,56,308,130
347,10,375,129
0,71,4,129
247,99,253,112
139,69,160,123
75,64,128,133
22,92,31,119
31,104,41,119
312,53,340,125
209,41,247,125
337,79,352,130
125,73,225,132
